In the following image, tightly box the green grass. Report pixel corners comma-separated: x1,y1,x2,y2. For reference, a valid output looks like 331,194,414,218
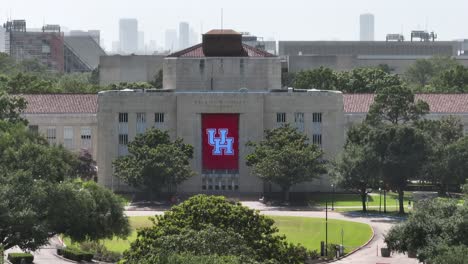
64,216,372,254
308,192,413,207
272,216,372,253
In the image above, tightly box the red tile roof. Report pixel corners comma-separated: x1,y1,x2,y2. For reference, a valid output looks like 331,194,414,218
20,94,98,114
167,43,275,58
344,93,468,113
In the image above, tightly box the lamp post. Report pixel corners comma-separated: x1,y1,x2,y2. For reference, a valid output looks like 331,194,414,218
384,188,387,213
331,184,335,211
325,200,328,257
379,187,382,214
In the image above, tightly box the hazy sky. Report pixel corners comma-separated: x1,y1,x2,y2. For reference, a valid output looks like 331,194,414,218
2,0,468,50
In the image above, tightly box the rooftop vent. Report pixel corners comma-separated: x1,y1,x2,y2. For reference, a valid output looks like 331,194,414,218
202,29,243,57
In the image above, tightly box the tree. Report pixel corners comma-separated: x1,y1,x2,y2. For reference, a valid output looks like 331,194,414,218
246,124,326,201
121,195,309,264
0,92,27,124
333,125,380,212
0,95,130,251
293,67,337,90
150,69,163,89
337,67,401,93
366,85,429,125
405,59,435,87
385,199,467,263
113,128,195,197
415,117,464,194
74,149,97,181
431,64,468,92
365,85,430,214
371,125,428,214
445,137,468,191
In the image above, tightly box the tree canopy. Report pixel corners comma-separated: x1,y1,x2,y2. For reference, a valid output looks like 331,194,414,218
113,128,195,196
246,124,326,201
121,195,310,264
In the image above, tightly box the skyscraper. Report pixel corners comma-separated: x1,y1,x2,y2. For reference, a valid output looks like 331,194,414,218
119,18,138,54
165,29,178,52
138,31,145,53
179,22,189,50
360,13,374,41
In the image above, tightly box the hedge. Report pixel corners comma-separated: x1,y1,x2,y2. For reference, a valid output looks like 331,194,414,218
58,248,93,262
7,253,34,264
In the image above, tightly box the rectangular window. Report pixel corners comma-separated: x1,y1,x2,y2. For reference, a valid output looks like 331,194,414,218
136,113,146,135
312,134,322,146
312,112,322,123
276,113,286,124
46,127,56,145
118,113,129,156
155,113,165,123
80,127,92,149
29,125,39,134
294,112,305,132
64,127,74,149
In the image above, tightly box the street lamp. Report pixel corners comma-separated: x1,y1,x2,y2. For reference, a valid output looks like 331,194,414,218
379,187,382,214
331,184,335,211
325,200,328,256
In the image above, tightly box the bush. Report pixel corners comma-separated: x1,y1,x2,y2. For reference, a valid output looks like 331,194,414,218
79,241,122,263
7,253,34,264
61,248,93,262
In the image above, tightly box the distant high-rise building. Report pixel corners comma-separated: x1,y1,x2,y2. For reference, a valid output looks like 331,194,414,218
179,22,189,50
112,41,120,53
0,27,5,52
119,18,138,54
165,29,178,52
138,31,145,52
360,13,374,41
189,27,199,46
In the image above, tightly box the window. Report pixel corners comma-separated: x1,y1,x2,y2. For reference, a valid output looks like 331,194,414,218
199,59,205,72
240,59,245,74
312,112,322,123
202,174,239,192
118,113,129,156
276,113,286,124
312,134,322,146
46,127,56,145
136,113,146,135
64,127,74,149
29,125,38,134
294,112,305,132
81,127,92,149
154,113,164,128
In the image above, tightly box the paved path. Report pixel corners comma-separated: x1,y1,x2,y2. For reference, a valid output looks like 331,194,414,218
127,201,420,264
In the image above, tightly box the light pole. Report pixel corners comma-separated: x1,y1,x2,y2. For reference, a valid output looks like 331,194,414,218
384,188,387,213
325,200,328,257
379,187,382,214
331,184,335,211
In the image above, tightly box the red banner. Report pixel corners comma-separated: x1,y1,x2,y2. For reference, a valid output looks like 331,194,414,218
202,114,239,170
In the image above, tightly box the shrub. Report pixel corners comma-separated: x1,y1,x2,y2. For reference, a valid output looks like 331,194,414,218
7,253,34,264
61,248,93,262
79,241,122,263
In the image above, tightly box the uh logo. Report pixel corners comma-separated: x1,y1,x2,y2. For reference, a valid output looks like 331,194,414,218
206,128,234,156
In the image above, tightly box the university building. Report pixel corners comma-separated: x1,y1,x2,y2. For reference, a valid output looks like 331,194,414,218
20,30,468,196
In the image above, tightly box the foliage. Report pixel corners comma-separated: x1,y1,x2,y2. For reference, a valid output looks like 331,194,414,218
431,64,468,92
121,195,309,264
150,253,259,264
405,56,459,88
108,82,155,90
426,245,468,264
7,253,34,264
246,124,326,201
113,128,195,195
74,149,97,181
385,199,467,263
79,241,122,263
333,126,380,212
0,92,27,124
366,85,429,125
281,71,296,88
336,67,401,93
293,67,337,90
59,247,93,262
416,117,465,194
150,69,163,89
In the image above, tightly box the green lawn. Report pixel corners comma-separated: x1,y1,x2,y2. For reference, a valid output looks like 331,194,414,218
64,215,372,254
308,192,413,207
